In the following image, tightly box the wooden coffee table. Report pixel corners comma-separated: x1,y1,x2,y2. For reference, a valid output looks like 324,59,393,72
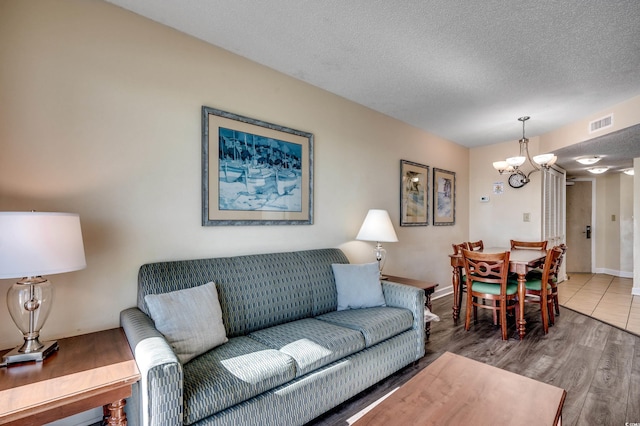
355,351,566,426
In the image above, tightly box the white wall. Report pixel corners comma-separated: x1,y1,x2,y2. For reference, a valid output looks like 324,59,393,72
619,174,634,274
635,158,640,296
0,0,469,349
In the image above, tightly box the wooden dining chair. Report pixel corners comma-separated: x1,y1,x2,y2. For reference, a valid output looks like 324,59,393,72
518,246,563,334
510,240,548,250
549,244,567,317
452,242,470,310
467,240,484,251
510,240,548,271
462,249,517,340
525,243,567,318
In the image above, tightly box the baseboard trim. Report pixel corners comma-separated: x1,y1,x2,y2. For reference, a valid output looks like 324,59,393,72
433,286,453,300
593,268,633,278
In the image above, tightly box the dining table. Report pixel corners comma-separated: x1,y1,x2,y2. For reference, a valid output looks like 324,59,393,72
448,246,547,340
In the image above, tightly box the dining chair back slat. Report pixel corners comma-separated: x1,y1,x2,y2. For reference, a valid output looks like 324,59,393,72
510,240,548,250
467,240,484,252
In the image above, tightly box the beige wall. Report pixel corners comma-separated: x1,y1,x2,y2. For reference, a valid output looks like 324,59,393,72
469,136,545,246
539,96,640,152
0,0,470,348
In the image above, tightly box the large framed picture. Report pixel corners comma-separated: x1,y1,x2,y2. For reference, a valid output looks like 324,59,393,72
400,160,429,226
433,168,455,226
202,106,313,225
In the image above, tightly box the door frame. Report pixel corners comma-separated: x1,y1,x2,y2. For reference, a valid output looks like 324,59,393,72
568,177,596,273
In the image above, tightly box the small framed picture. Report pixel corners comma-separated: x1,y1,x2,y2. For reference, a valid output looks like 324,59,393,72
433,168,455,226
400,160,429,226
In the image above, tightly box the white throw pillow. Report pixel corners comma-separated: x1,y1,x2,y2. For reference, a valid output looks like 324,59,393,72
331,262,386,311
145,281,228,364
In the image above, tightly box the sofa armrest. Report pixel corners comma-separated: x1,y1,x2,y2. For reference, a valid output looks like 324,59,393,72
381,281,425,357
120,307,183,426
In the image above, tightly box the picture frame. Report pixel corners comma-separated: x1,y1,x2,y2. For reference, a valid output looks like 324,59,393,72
400,160,429,226
202,106,313,226
433,168,455,226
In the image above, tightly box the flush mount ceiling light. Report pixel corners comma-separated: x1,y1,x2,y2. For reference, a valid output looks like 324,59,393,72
623,168,635,176
576,156,601,165
587,166,609,174
492,116,557,188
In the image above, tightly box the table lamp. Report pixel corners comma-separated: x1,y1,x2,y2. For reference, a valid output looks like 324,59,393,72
356,209,398,278
0,212,86,365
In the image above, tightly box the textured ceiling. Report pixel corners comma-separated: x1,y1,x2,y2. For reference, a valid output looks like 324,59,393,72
104,0,640,175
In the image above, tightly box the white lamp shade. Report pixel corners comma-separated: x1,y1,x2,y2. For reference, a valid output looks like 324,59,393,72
0,212,86,279
356,209,398,243
506,156,526,167
533,153,556,166
492,161,508,171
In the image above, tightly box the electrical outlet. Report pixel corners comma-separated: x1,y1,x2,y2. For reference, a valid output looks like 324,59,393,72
523,213,531,222
611,214,616,221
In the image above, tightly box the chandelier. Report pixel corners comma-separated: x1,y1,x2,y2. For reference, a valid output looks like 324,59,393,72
492,116,557,186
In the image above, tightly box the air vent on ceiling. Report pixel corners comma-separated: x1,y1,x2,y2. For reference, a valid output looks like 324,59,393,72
589,114,613,133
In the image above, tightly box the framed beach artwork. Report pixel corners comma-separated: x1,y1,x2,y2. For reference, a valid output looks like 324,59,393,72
433,168,455,226
202,106,313,225
400,160,429,226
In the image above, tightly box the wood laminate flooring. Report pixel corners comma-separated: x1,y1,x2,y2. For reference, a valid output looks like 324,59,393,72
307,293,640,426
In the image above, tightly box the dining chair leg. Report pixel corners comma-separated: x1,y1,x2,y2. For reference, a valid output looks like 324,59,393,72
499,298,508,340
492,300,498,325
465,289,473,331
541,294,549,334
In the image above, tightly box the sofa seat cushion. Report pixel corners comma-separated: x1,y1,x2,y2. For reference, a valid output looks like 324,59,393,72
182,336,296,425
316,307,414,347
248,318,366,377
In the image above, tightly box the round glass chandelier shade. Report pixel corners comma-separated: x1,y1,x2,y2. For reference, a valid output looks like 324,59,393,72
506,156,526,167
7,277,54,353
533,153,556,166
493,161,508,171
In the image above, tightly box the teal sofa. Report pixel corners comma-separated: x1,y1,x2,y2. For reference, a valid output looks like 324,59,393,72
120,248,425,426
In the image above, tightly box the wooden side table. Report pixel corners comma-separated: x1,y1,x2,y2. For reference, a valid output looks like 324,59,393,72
0,328,140,426
383,275,438,341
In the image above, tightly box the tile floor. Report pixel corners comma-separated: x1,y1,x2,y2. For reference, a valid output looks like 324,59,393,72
558,273,640,335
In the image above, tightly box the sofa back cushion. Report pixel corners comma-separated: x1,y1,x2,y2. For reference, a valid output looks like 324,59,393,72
137,248,349,337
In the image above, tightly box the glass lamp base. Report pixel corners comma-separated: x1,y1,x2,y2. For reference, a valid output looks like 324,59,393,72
2,340,58,365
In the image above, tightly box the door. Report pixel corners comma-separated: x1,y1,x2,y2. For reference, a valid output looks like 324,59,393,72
566,180,593,272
